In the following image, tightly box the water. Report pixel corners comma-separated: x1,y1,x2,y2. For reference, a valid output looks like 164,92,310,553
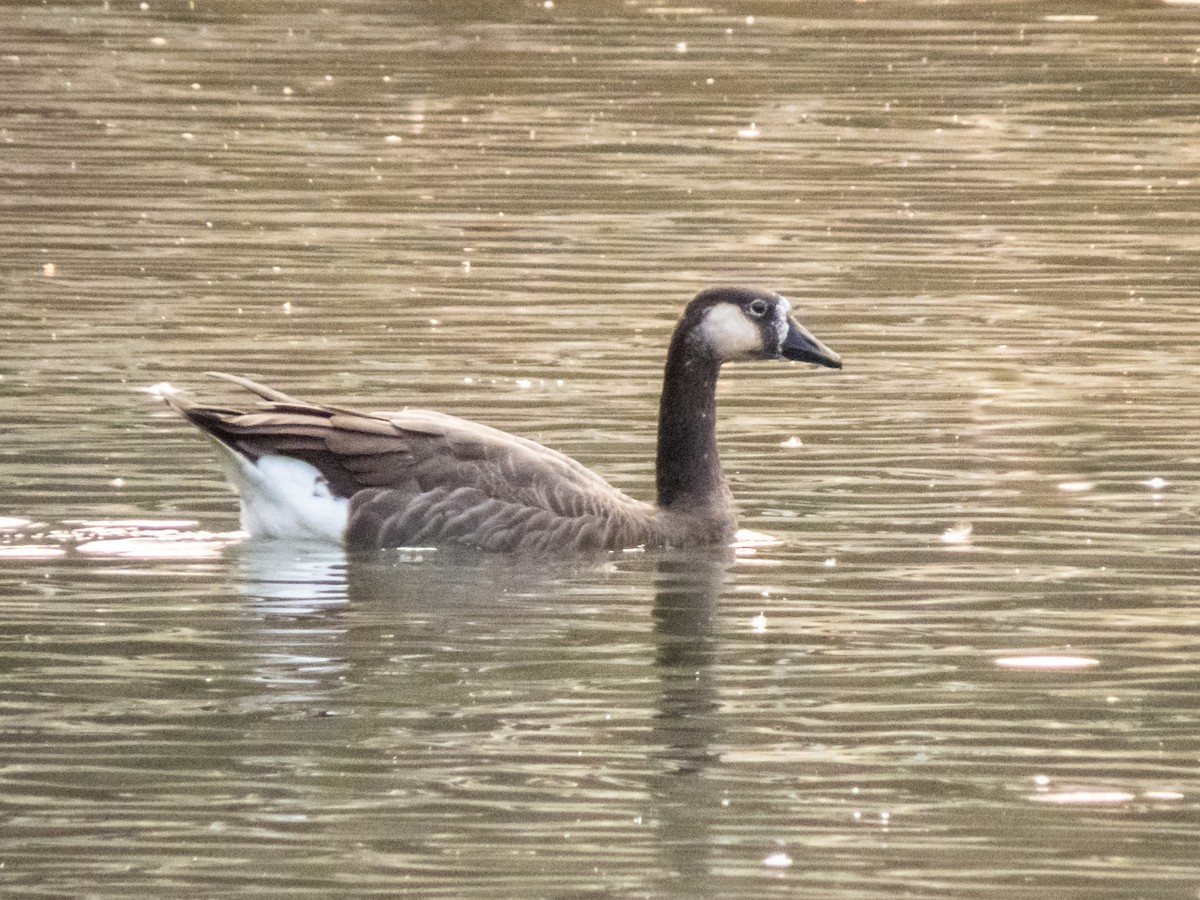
3,1,1200,896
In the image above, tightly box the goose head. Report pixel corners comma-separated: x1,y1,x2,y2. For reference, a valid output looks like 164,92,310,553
685,286,842,369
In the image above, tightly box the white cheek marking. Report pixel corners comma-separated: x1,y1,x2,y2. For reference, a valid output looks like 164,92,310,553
700,302,763,359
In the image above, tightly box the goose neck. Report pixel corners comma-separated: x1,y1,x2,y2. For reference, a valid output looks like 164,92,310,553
655,335,724,510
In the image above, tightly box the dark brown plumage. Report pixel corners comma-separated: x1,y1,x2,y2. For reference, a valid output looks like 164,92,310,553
162,287,841,553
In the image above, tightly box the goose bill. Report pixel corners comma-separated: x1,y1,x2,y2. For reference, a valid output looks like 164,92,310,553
781,318,842,369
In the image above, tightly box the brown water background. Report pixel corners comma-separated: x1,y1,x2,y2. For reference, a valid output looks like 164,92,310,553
2,1,1199,896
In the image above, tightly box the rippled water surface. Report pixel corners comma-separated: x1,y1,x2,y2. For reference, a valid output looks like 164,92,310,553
3,1,1200,896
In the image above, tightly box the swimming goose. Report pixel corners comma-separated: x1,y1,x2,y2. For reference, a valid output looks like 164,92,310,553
161,286,841,553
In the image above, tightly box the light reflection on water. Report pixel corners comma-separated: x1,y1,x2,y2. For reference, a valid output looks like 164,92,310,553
2,1,1200,897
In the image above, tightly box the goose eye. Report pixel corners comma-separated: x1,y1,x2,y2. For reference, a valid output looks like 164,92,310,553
747,299,769,318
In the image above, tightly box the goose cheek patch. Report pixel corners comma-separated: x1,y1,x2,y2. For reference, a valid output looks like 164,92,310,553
701,302,763,359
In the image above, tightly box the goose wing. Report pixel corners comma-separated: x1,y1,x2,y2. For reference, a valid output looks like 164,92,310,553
169,374,658,552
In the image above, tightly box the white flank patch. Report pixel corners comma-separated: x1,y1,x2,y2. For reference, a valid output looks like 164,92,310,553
701,302,762,360
209,441,348,543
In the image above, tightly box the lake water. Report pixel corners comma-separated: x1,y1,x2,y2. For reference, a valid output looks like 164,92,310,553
3,1,1200,896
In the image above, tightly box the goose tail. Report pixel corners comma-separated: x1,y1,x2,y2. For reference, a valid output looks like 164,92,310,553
152,378,349,543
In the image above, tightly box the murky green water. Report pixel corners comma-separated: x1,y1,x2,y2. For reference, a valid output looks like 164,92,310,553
3,1,1199,896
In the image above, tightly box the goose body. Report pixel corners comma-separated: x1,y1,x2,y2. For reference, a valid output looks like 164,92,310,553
162,287,841,553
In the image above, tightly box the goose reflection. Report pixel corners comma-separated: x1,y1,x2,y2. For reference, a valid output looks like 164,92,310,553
231,540,350,611
225,544,734,890
652,552,726,772
650,550,730,891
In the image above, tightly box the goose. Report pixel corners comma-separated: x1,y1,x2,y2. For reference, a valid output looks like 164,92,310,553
160,286,841,553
